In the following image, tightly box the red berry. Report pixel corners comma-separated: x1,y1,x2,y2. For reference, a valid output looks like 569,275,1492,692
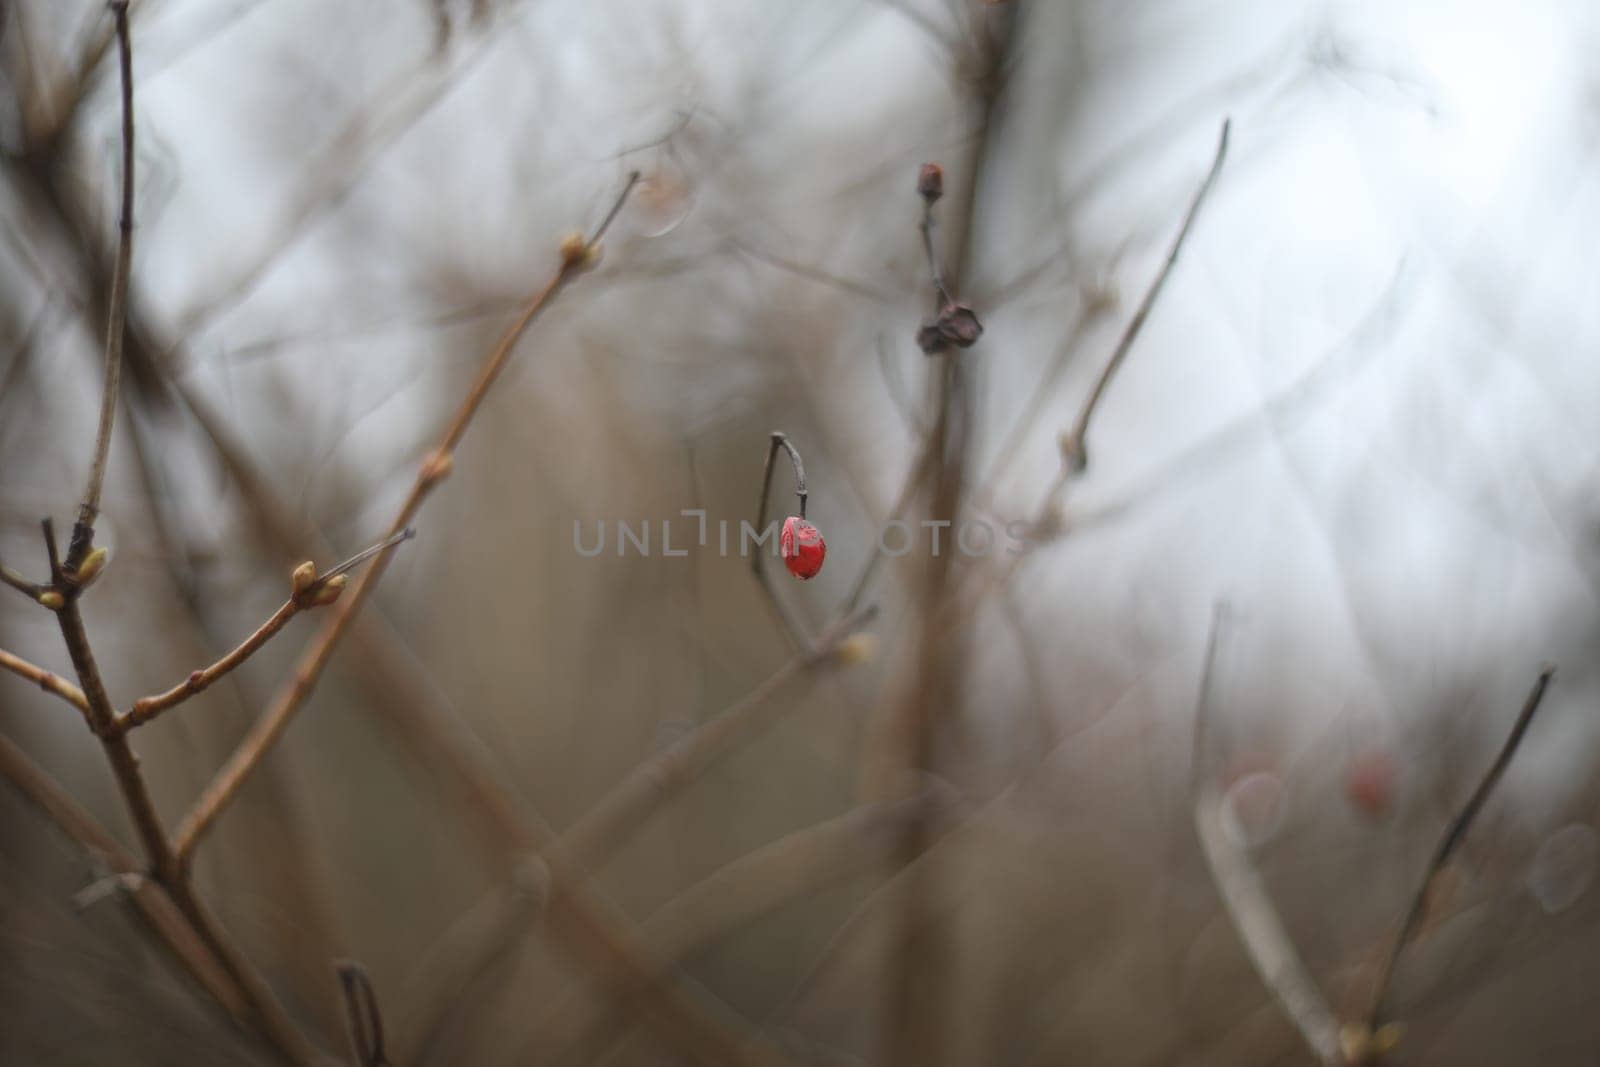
780,516,826,580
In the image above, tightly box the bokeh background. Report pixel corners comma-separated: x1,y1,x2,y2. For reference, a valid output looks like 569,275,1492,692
3,1,1599,1064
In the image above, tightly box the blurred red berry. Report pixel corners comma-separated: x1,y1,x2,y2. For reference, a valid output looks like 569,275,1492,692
1345,749,1397,821
780,516,825,580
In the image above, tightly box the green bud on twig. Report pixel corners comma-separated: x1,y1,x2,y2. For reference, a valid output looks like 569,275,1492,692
290,561,317,597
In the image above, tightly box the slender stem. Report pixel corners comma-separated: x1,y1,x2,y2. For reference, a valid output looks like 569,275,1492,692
118,600,300,730
778,436,807,517
9,598,320,1064
751,432,813,650
74,0,136,560
1060,118,1230,473
171,171,641,864
116,529,417,732
942,120,1237,628
1362,666,1556,1033
322,527,415,581
920,200,951,308
0,561,46,600
46,532,176,881
29,11,325,1060
29,567,324,1064
0,646,91,718
755,433,807,524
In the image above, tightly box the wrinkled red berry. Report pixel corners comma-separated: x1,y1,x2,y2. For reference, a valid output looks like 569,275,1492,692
780,516,826,580
917,302,984,354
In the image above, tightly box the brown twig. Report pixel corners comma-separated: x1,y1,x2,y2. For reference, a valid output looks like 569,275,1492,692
115,529,416,732
1360,666,1556,1040
22,11,325,1060
43,522,176,866
171,172,641,864
0,561,48,600
123,599,300,726
0,645,91,718
72,0,135,559
42,532,321,1064
20,18,753,1067
1060,118,1231,473
937,123,1235,632
1189,604,1344,1066
120,393,354,1039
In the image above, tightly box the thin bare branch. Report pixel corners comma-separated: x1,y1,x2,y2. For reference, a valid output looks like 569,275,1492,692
39,543,321,1065
116,529,417,731
0,645,91,719
971,302,1105,513
170,173,640,863
20,14,325,1060
43,518,179,878
1361,666,1556,1035
1190,605,1344,1066
0,560,47,600
120,600,299,729
1060,118,1231,473
75,0,135,547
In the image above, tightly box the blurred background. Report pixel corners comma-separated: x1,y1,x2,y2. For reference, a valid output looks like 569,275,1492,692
3,0,1599,1064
